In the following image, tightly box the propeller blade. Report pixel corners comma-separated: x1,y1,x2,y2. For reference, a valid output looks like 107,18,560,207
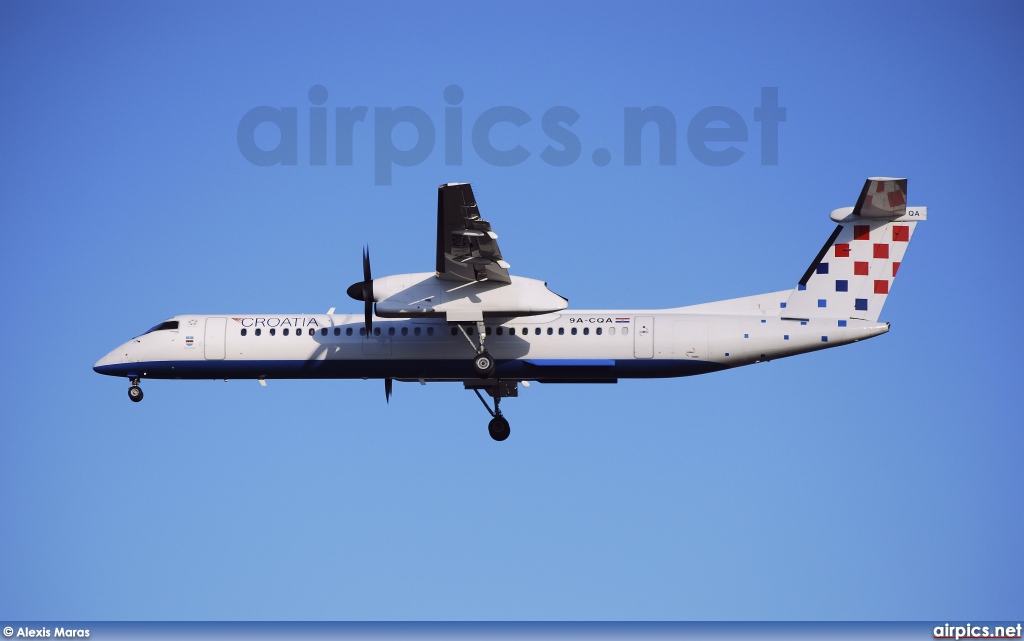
385,378,393,404
345,245,374,335
363,246,373,335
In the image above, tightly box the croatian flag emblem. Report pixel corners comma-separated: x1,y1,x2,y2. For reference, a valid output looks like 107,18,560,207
185,336,194,347
615,318,630,323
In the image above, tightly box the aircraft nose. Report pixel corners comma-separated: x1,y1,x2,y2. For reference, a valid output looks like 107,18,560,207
93,349,118,373
93,344,130,376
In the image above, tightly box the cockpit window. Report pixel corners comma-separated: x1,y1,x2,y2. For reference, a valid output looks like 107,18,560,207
144,320,179,334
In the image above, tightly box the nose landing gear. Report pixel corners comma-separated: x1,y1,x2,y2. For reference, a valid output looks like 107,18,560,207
128,377,143,402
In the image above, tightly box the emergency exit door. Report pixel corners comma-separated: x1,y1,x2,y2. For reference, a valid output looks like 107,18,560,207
634,316,654,358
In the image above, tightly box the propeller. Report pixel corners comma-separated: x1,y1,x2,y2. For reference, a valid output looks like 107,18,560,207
385,378,393,404
346,246,373,336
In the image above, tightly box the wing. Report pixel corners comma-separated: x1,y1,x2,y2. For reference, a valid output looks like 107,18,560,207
436,183,512,284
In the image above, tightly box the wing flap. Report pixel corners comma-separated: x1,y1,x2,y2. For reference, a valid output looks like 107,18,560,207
436,183,512,284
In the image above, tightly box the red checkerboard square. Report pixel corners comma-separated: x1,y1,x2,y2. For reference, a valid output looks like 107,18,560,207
874,243,889,259
893,225,910,242
854,225,870,241
893,262,900,276
874,280,889,294
835,243,850,258
855,261,869,275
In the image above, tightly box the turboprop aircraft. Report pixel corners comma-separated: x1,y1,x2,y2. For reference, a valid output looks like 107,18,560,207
94,178,926,441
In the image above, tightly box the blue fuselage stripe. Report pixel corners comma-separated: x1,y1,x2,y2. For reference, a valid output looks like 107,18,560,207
93,358,726,381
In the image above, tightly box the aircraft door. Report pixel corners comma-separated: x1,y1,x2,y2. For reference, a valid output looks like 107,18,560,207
205,317,227,360
634,316,654,358
672,320,708,360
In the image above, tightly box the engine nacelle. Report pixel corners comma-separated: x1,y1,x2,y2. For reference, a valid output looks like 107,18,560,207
372,272,568,321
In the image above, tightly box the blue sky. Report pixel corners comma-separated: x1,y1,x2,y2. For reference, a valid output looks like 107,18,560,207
1,0,1022,621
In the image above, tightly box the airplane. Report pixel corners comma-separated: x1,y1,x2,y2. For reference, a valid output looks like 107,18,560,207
94,178,926,441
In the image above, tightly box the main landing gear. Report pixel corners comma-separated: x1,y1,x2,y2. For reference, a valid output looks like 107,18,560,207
473,352,495,378
454,321,511,440
128,377,143,402
468,380,518,441
455,320,495,378
488,414,510,442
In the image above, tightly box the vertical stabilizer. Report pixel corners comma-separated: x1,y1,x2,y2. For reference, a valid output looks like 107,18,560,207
784,178,926,322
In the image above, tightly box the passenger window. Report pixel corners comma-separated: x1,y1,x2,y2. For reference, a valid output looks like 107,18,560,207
547,328,553,335
322,328,328,336
270,328,276,336
283,328,289,336
622,327,629,335
334,328,340,336
535,328,541,335
496,327,504,335
414,327,421,336
466,326,474,336
241,328,247,336
359,328,366,336
401,327,408,336
255,328,262,336
609,327,616,336
596,327,602,336
558,327,564,335
583,327,589,335
571,327,578,335
345,328,351,336
388,327,395,336
374,328,381,336
427,327,434,336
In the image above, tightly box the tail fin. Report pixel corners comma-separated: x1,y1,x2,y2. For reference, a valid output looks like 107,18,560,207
784,178,926,322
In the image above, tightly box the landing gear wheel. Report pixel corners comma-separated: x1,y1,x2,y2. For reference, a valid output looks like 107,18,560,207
488,415,510,441
128,385,144,402
473,351,495,378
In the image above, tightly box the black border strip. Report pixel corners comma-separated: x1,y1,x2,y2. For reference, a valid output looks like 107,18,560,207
798,224,843,286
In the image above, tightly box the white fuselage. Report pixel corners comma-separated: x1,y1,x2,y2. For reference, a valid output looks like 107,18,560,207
94,294,888,383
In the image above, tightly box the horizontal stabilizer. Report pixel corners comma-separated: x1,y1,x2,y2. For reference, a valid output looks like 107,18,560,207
853,177,907,218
